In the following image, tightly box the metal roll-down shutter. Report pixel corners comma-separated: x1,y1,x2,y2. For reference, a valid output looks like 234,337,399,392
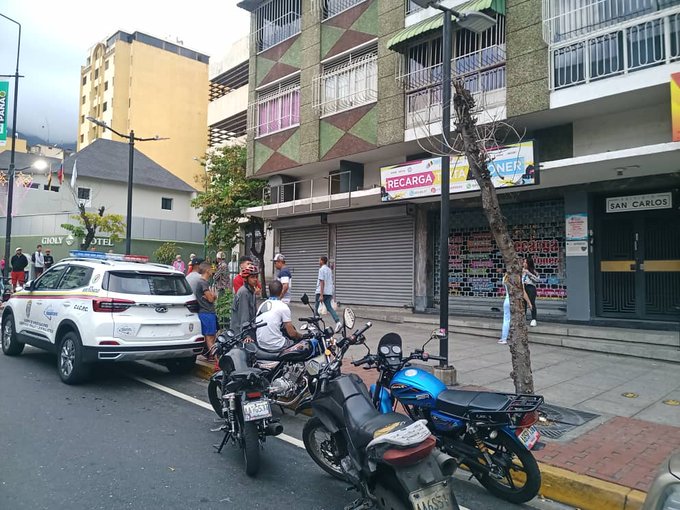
335,218,415,307
279,226,329,301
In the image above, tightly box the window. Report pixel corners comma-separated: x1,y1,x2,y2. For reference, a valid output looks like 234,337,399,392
77,187,91,207
315,43,378,116
81,115,85,124
80,134,84,143
251,77,300,137
161,197,173,210
58,266,94,290
103,102,108,112
94,68,99,79
254,0,301,52
104,271,192,296
105,59,110,70
34,266,67,290
82,76,87,86
104,81,109,91
82,95,86,105
321,0,366,20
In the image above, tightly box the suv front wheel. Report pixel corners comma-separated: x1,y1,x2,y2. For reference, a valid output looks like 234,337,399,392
58,331,91,385
2,313,25,356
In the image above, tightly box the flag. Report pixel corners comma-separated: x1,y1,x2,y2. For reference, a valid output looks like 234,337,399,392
70,159,77,189
57,163,64,185
46,167,53,189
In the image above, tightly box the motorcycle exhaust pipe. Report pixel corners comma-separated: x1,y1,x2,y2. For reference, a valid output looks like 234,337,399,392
434,451,458,477
265,423,284,436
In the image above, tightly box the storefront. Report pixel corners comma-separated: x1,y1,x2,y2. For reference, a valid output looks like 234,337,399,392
432,199,567,304
278,225,329,300
594,189,680,321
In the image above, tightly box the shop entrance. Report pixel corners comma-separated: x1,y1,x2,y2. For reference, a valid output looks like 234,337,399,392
596,194,680,320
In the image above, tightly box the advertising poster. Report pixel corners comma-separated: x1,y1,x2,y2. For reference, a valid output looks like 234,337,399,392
380,141,537,202
565,213,588,241
0,80,8,147
672,72,680,142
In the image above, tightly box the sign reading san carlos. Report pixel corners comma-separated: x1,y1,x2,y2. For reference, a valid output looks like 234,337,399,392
0,80,8,147
606,192,672,213
379,141,537,202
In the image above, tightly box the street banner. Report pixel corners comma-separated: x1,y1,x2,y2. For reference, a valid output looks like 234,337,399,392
380,141,537,202
0,80,8,147
672,73,680,142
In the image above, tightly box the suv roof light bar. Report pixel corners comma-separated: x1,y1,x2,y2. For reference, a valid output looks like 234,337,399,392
68,250,150,263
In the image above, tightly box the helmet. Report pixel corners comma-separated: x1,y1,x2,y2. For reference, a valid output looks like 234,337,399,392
241,263,259,277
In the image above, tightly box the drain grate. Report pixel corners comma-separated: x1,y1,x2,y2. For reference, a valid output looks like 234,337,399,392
535,403,599,439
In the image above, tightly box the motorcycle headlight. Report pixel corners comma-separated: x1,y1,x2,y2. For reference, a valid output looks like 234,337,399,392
306,360,321,376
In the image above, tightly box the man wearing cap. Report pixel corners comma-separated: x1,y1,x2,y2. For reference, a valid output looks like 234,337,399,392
231,264,259,336
273,253,292,304
186,258,204,294
43,249,54,270
10,248,29,289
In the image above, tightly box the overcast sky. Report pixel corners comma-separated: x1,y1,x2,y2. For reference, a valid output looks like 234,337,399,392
0,0,250,147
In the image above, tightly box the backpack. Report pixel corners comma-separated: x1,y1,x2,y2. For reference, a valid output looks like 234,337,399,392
31,252,36,263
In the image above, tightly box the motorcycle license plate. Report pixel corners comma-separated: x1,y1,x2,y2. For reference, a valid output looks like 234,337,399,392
517,426,540,450
408,480,453,509
242,399,272,422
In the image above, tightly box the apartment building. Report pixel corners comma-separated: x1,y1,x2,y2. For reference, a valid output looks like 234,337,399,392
238,0,680,325
77,30,209,187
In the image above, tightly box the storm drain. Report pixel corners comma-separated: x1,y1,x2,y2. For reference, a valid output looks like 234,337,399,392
535,403,599,439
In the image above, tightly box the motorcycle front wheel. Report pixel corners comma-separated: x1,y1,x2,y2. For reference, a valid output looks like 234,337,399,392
466,431,541,504
302,417,346,481
208,378,223,418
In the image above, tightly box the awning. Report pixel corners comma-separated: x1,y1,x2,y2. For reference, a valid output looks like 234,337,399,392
387,0,505,51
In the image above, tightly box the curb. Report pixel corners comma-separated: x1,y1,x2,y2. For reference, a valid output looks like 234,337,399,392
191,361,648,510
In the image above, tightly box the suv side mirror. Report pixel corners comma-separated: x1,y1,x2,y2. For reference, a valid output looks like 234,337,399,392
23,280,33,291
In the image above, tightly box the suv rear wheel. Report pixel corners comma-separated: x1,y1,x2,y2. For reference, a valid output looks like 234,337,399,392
2,313,24,356
58,331,91,385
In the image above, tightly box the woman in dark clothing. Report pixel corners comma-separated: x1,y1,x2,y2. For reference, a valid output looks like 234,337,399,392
522,256,540,327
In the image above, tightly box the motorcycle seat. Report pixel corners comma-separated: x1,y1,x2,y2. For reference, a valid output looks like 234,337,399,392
230,368,263,380
344,392,411,449
436,390,512,417
253,345,283,361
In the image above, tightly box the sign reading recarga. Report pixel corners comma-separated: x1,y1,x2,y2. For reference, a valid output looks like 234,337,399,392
672,73,680,142
0,80,8,147
380,141,537,202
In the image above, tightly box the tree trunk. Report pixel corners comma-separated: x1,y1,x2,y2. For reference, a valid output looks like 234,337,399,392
80,206,106,251
453,82,534,394
249,219,268,298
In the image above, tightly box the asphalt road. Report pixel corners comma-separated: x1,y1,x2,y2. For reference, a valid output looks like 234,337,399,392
0,347,573,510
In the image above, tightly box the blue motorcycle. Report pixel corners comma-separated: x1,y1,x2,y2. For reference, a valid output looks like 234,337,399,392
351,331,544,504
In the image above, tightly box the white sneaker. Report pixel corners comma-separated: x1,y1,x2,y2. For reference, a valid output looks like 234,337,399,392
497,339,507,344
530,320,537,327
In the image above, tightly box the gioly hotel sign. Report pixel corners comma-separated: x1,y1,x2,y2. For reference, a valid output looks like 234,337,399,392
41,235,114,247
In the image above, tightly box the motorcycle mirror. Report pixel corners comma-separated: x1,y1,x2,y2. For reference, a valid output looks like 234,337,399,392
301,293,310,305
343,308,356,329
334,322,343,334
300,323,309,331
226,330,235,338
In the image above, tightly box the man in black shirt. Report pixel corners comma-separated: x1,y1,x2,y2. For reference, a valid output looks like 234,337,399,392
10,248,29,289
43,249,54,270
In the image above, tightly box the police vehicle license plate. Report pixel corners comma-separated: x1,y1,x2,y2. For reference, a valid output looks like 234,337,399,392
242,400,272,422
408,480,453,510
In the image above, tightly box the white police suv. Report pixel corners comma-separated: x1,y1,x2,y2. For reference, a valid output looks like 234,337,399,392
1,251,204,384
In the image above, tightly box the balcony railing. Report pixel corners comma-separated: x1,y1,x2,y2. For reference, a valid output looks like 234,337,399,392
253,0,301,53
400,45,507,128
550,8,680,90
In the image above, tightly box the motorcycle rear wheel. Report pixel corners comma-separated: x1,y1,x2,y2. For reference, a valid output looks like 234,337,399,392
302,417,346,481
208,378,223,418
467,432,541,504
240,412,260,477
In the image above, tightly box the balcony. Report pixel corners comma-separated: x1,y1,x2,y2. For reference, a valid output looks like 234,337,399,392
544,1,680,90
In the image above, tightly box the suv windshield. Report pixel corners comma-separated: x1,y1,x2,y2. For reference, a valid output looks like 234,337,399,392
104,271,192,296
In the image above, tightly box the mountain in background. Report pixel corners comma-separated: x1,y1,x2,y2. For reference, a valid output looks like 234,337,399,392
7,129,77,152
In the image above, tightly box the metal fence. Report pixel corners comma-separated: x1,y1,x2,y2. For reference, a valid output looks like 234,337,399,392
253,0,301,53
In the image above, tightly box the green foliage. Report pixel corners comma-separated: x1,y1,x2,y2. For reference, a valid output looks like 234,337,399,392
192,145,267,251
154,242,181,265
215,290,234,328
61,205,125,251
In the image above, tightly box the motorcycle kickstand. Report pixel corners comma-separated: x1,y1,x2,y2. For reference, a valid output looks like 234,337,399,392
214,430,232,454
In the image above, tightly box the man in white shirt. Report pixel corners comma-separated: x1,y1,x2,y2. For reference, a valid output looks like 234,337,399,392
315,256,339,323
32,244,45,278
273,253,292,304
256,280,303,351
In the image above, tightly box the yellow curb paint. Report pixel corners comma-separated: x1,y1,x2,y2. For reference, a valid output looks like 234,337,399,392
193,360,216,381
539,464,635,510
624,489,646,510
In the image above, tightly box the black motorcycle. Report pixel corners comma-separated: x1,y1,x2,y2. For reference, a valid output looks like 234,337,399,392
299,311,461,510
209,320,283,476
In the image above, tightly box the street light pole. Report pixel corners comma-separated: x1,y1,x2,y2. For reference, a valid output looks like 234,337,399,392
1,13,21,280
85,117,166,255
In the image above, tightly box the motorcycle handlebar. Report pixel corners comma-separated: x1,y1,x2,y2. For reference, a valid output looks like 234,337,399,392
298,317,320,323
351,355,373,367
354,322,372,338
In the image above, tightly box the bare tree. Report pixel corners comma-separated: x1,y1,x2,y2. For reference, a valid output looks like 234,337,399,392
412,81,535,394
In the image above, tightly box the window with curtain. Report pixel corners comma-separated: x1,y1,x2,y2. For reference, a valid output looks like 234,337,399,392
255,79,301,137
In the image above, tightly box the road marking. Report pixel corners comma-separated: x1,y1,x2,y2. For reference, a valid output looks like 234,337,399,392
131,374,470,510
130,375,305,449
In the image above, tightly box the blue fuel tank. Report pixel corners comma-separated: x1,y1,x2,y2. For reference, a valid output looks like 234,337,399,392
389,366,447,408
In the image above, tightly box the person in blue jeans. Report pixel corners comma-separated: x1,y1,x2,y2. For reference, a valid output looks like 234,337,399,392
315,256,340,323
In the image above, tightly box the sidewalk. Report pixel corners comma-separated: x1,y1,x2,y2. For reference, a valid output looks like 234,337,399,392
290,304,680,509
